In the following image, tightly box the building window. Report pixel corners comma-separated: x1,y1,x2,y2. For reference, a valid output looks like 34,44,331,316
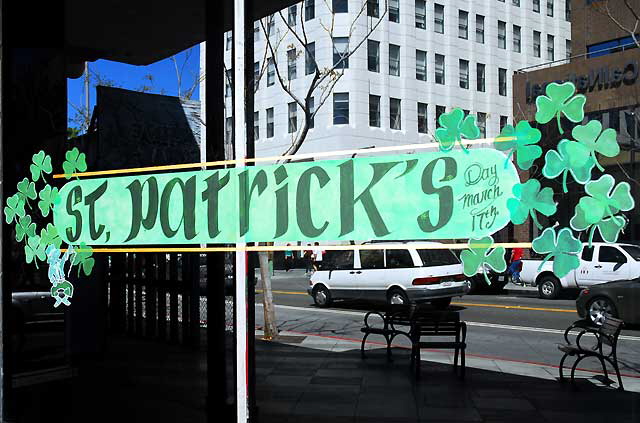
500,115,508,131
266,108,274,138
305,0,315,21
333,37,349,69
368,40,380,72
333,93,349,124
368,0,379,17
333,0,348,13
533,30,541,57
309,97,315,129
390,98,401,130
418,103,428,134
435,54,445,84
369,95,381,127
513,0,520,6
288,5,297,26
254,111,260,140
254,62,260,89
389,0,400,23
267,58,275,86
533,0,540,12
459,10,468,39
288,102,297,133
226,32,232,50
225,69,233,97
305,42,316,75
416,0,426,29
459,59,469,89
587,35,638,58
254,22,260,41
565,0,571,21
225,117,233,142
547,0,554,17
477,63,485,92
287,48,297,80
434,4,444,34
267,17,276,38
513,25,521,52
416,50,427,81
477,112,486,138
547,34,555,60
499,68,507,96
389,44,401,76
498,20,506,49
436,105,446,126
476,15,484,43
566,39,572,59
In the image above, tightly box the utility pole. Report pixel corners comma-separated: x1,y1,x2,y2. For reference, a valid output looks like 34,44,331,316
84,62,90,131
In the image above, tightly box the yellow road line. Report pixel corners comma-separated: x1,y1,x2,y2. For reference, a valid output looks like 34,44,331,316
256,289,307,296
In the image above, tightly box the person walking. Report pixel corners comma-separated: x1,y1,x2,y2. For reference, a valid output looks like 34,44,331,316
303,244,313,274
508,247,524,284
284,244,293,272
312,242,324,271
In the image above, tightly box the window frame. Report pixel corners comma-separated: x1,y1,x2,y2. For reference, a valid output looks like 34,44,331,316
368,39,380,72
513,24,521,53
434,3,445,34
369,94,381,127
475,14,484,43
415,0,426,29
287,48,297,80
418,102,428,134
416,49,427,81
333,92,350,125
435,53,445,85
390,97,402,130
498,20,506,49
288,102,297,134
266,108,274,138
459,59,469,89
476,63,485,92
389,44,401,76
498,67,507,96
458,10,468,39
333,36,350,69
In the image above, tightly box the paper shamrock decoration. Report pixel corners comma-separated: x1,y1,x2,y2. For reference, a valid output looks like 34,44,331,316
62,147,88,179
4,193,26,224
15,215,37,242
40,223,63,249
507,179,557,229
30,151,53,182
25,235,47,268
460,236,507,285
534,82,586,134
564,120,620,172
532,227,583,278
495,121,542,170
17,177,37,204
435,108,481,153
543,140,596,193
72,242,95,277
570,175,634,246
38,185,60,217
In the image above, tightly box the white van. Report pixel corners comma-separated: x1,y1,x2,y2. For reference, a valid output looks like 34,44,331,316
307,242,469,308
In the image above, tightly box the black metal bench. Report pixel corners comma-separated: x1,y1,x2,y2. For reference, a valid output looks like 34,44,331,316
558,316,625,390
360,305,412,360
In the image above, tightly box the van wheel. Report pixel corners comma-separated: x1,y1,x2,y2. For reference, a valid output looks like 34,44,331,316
538,275,560,299
387,288,409,305
313,285,332,308
431,297,452,310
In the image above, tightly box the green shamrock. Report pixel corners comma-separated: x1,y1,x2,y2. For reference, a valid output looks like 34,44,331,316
435,108,481,153
38,185,60,217
4,193,26,224
460,236,506,285
495,121,542,170
25,235,46,268
534,82,586,134
17,177,37,204
532,227,582,278
62,147,87,179
506,179,557,229
564,120,620,172
40,223,63,249
542,140,595,193
15,215,36,242
51,281,74,307
30,150,53,182
570,174,634,246
72,242,95,276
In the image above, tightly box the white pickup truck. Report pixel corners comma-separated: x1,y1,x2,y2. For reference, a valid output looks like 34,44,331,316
520,242,640,299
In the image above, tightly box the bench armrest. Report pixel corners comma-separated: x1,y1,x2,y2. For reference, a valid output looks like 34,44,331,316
563,319,597,344
363,311,387,330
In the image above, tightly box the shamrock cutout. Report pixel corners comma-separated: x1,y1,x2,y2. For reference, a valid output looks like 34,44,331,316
435,108,481,153
25,235,46,268
15,215,37,242
30,150,53,182
542,140,595,193
495,121,542,170
62,147,87,179
40,223,63,249
4,193,26,224
564,120,620,172
506,179,557,229
17,177,37,203
532,227,582,278
460,236,506,285
570,174,634,246
535,82,586,134
72,242,95,276
38,184,60,217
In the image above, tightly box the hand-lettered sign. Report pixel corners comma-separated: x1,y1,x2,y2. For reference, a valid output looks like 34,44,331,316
53,149,519,245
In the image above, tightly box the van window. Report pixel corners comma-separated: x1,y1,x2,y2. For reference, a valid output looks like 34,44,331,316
581,246,594,261
360,250,384,269
599,246,627,264
385,249,415,268
417,249,460,266
323,250,354,270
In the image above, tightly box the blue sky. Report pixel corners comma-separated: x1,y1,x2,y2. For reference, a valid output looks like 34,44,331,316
67,45,201,131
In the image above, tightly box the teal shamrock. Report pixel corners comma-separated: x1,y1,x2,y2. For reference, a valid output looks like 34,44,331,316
72,242,95,276
435,108,481,153
62,147,87,179
542,140,595,193
17,177,37,204
506,179,557,229
15,215,36,242
30,150,53,182
4,193,26,224
460,236,507,285
495,121,542,170
40,223,63,249
564,120,620,172
37,185,60,217
534,82,586,134
532,227,583,278
25,235,47,268
570,174,634,246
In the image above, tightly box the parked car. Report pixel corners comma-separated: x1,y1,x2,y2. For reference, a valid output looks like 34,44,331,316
307,241,469,308
576,278,640,325
519,243,640,299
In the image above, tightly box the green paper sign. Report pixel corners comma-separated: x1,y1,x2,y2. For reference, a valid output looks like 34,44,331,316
52,150,520,245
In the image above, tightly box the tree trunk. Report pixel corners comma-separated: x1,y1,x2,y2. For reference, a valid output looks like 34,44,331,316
259,251,278,340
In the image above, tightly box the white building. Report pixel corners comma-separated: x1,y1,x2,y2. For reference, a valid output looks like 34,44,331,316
219,0,571,158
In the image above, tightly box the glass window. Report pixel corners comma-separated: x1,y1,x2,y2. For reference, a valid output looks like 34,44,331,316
416,0,426,29
267,17,276,38
459,10,468,39
417,249,460,266
416,49,427,81
390,98,401,130
582,246,594,261
369,95,381,127
547,34,555,61
587,35,638,58
500,115,508,131
324,250,354,270
565,0,571,21
266,108,274,138
533,0,540,12
225,69,233,97
547,0,554,17
477,112,486,137
308,97,315,129
498,20,506,49
287,48,297,80
599,246,627,263
434,4,444,33
476,15,484,43
533,30,541,57
254,21,260,41
389,0,400,22
333,0,348,13
499,68,507,96
389,44,400,76
288,5,297,26
254,61,260,90
476,63,485,92
254,111,259,140
621,245,640,261
386,250,415,268
367,0,379,17
512,0,520,6
226,32,232,51
459,59,469,89
225,117,233,142
267,58,275,86
305,42,316,75
368,40,380,72
513,25,521,53
435,54,445,84
418,102,428,134
333,93,349,124
360,250,384,269
288,102,297,133
305,0,315,21
333,37,349,69
566,39,572,59
436,105,446,126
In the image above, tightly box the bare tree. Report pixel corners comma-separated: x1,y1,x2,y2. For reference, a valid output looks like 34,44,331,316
594,0,640,48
